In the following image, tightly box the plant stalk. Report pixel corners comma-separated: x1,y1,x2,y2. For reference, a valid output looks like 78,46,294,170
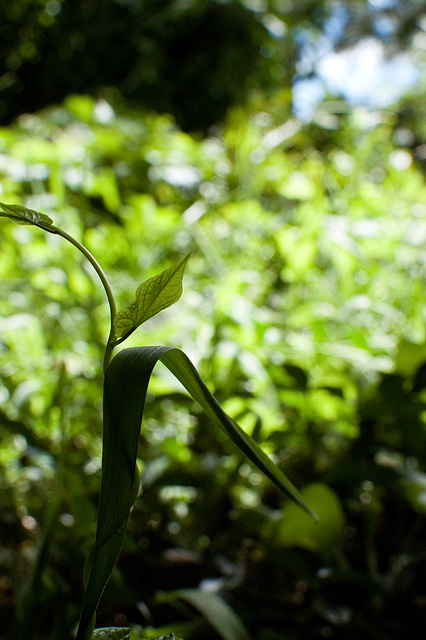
49,225,117,372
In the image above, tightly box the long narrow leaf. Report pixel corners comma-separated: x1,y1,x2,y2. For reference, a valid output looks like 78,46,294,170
77,346,315,640
77,348,164,640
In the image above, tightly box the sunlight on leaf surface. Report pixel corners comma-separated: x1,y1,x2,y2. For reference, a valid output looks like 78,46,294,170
114,254,191,339
0,201,54,230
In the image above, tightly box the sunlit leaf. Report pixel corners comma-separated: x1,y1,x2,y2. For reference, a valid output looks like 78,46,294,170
114,254,191,340
0,201,54,231
395,339,426,377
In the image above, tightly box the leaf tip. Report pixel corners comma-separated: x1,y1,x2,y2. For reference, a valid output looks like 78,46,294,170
0,201,54,230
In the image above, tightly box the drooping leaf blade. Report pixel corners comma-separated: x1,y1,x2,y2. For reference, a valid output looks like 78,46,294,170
77,346,315,640
114,254,191,340
159,348,316,515
0,201,54,231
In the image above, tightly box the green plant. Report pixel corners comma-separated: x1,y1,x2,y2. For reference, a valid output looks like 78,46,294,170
0,201,315,640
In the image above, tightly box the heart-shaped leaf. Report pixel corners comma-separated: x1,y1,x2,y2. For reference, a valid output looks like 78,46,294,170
114,254,191,340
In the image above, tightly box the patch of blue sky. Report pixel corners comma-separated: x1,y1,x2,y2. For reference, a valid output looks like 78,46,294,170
367,0,399,10
317,38,418,104
292,1,421,120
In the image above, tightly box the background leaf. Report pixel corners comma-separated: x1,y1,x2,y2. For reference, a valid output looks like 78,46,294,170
267,483,345,555
159,589,250,640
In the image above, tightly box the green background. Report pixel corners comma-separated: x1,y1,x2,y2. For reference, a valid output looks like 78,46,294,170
1,1,426,638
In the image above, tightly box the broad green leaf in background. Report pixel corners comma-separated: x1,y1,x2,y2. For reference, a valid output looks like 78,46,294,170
267,482,345,555
0,201,54,231
395,339,426,377
114,254,191,340
77,346,316,640
158,588,251,640
398,469,426,513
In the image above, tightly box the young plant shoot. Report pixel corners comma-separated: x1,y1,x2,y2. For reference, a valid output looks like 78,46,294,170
0,202,316,640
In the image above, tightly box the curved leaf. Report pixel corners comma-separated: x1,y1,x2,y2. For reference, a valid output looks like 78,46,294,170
159,348,314,513
77,346,315,640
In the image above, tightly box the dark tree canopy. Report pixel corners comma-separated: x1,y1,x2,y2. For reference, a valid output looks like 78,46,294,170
1,0,425,130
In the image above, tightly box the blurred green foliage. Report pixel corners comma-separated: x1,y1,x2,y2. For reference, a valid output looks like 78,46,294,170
1,0,426,629
1,83,426,638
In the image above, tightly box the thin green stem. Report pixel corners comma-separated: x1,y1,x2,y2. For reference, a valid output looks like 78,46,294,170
49,225,117,372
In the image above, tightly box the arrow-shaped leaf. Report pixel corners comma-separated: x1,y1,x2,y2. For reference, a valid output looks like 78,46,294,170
114,254,191,340
0,201,54,231
77,346,316,640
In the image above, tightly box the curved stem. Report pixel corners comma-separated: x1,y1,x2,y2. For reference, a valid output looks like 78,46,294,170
50,225,117,373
